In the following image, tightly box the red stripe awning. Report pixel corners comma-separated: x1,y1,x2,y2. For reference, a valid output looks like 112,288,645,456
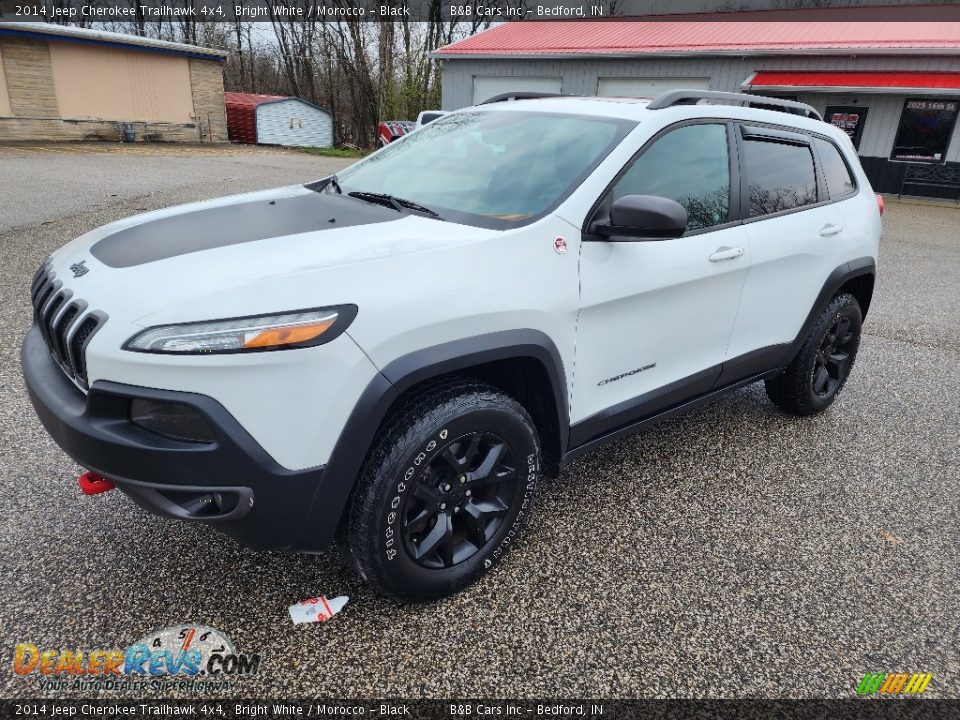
745,71,960,93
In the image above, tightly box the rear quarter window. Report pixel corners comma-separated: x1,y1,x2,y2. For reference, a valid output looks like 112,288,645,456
813,137,856,199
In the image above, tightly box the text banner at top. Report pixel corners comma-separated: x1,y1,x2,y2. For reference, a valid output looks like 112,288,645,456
4,0,960,23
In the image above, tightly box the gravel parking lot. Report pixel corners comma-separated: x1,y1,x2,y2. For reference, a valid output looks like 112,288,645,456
1,144,958,699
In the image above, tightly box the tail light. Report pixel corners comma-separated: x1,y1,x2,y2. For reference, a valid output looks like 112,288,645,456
876,194,885,216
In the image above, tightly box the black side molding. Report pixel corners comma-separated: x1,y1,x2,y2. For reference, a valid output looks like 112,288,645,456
714,343,790,388
568,363,721,449
566,343,790,455
565,370,780,464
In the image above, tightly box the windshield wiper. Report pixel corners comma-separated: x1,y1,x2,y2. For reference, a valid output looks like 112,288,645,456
347,191,441,219
303,175,343,195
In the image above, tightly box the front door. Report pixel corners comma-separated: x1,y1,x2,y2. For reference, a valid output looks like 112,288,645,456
572,122,750,444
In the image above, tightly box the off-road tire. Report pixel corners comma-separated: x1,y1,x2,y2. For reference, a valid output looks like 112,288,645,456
765,293,863,416
346,379,540,602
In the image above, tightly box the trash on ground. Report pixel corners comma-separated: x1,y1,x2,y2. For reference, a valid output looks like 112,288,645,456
289,595,349,624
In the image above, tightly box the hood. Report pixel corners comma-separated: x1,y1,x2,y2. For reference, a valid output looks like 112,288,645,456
88,186,399,268
46,185,497,330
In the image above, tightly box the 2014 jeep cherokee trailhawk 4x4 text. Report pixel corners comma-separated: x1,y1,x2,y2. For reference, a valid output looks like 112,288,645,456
22,91,881,601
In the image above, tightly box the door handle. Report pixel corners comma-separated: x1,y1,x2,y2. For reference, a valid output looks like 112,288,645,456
708,246,745,262
819,223,844,237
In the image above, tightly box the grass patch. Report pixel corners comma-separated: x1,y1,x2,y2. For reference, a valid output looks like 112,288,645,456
299,147,371,159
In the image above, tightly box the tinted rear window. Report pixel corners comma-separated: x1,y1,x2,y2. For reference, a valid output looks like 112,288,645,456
814,137,856,199
743,139,818,217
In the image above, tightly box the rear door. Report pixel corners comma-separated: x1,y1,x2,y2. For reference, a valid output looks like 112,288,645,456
724,124,851,367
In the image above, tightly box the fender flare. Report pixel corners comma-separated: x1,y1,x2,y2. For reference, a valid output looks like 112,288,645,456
295,329,569,551
779,256,876,366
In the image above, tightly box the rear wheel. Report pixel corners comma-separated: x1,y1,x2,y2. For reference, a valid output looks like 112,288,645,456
346,380,540,602
765,293,862,416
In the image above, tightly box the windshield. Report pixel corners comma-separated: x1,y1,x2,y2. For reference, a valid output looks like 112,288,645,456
334,110,635,229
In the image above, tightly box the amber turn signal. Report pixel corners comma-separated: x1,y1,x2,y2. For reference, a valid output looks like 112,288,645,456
243,319,336,349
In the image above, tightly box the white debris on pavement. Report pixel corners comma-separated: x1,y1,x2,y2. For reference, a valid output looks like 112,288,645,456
289,595,349,624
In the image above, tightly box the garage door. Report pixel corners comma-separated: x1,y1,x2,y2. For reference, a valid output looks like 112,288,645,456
256,99,333,148
597,77,710,99
472,76,562,104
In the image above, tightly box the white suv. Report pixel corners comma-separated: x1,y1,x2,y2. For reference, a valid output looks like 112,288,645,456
23,91,880,601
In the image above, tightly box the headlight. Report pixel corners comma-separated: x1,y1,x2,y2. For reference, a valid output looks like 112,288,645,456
124,306,357,354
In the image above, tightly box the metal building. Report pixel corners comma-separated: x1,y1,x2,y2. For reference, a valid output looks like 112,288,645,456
433,5,960,198
224,92,334,148
0,22,227,143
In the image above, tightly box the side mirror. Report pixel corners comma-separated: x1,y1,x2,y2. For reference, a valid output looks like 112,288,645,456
595,194,687,240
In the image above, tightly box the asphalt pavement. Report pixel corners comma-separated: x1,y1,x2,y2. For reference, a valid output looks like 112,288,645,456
0,144,957,699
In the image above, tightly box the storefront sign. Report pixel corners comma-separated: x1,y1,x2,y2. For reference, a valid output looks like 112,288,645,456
825,105,868,150
891,99,959,163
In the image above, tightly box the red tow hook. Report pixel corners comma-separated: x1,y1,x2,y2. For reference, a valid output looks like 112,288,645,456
78,471,115,496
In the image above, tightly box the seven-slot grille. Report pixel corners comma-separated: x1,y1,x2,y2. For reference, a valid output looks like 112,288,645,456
30,262,105,389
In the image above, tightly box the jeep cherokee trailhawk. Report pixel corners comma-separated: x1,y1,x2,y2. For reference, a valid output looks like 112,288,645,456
23,91,881,601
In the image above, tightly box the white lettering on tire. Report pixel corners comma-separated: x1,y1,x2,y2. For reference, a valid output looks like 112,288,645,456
382,431,538,568
490,452,537,565
383,427,449,561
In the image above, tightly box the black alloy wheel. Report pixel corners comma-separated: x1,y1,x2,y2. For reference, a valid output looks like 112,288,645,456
765,292,863,416
402,432,517,569
811,314,856,398
346,379,540,602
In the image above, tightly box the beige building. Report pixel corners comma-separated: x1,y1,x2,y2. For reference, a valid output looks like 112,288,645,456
0,22,227,143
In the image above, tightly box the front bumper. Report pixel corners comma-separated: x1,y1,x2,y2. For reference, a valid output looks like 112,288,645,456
21,324,330,551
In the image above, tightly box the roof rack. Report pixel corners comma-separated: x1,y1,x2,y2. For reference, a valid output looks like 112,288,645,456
479,92,571,104
647,90,822,121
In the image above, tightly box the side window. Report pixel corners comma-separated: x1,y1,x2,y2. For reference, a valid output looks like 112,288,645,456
743,138,818,217
813,137,856,199
612,123,730,231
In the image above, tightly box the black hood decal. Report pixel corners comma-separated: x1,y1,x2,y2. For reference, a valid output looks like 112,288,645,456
90,191,399,268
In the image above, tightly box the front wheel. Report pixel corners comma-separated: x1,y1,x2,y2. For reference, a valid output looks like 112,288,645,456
765,293,863,416
346,380,540,602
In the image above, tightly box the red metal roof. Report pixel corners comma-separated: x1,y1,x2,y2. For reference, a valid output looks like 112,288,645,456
224,92,288,145
746,71,960,91
435,6,960,57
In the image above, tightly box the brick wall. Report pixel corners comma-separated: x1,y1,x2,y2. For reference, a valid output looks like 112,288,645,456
189,57,228,142
0,37,226,143
2,37,59,118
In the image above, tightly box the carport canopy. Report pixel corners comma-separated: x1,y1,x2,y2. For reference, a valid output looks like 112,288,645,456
742,71,960,95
